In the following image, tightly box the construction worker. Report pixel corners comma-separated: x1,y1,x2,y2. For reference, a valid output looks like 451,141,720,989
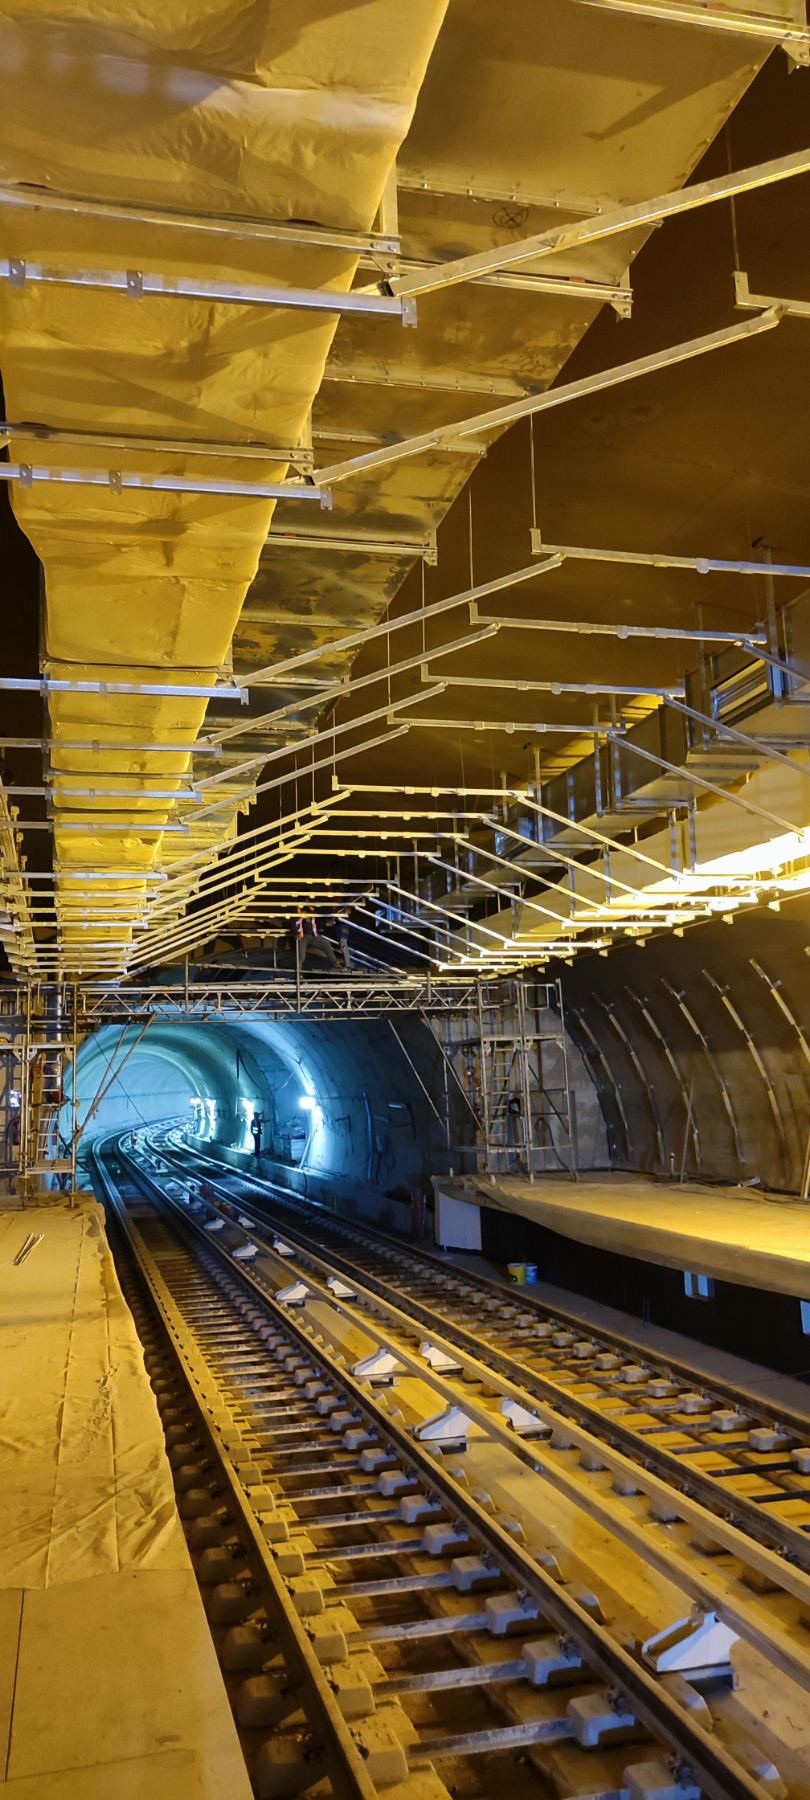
325,906,353,969
295,905,337,971
250,1111,263,1160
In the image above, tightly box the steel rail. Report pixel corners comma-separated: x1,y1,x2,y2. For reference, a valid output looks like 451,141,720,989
102,1136,772,1800
175,1185,810,1700
162,1135,810,1470
92,1144,381,1800
159,1140,810,1574
125,1143,810,1723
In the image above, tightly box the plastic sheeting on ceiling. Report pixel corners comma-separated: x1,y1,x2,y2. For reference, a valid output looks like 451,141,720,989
235,0,790,704
0,0,448,972
1,0,805,978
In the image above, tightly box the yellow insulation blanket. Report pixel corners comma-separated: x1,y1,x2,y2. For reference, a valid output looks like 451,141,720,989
0,1202,184,1586
0,2,447,964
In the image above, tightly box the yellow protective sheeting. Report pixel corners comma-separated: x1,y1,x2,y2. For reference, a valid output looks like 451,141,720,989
235,0,776,811
0,0,448,969
0,1202,185,1587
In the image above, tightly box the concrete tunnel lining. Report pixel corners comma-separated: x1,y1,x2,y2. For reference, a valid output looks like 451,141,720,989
72,1013,451,1205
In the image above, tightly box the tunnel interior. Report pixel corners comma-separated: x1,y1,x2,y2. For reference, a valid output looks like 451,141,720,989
71,885,810,1214
72,1014,461,1222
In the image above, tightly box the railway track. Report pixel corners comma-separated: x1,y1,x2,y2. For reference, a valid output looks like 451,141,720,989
146,1130,810,1571
92,1131,810,1800
128,1130,810,1706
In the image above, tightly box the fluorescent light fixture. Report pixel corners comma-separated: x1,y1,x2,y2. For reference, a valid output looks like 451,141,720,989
692,830,810,879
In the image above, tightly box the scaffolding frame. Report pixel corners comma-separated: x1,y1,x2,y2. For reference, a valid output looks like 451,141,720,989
430,974,577,1177
2,971,574,1191
16,982,79,1198
0,986,24,1189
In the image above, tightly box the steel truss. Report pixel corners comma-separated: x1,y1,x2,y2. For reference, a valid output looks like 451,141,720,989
76,974,484,1024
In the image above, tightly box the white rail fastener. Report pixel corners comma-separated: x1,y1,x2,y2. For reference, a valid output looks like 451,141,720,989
642,1609,739,1677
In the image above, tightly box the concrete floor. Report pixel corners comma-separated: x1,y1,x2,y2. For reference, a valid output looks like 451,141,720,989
0,1199,251,1800
437,1172,810,1298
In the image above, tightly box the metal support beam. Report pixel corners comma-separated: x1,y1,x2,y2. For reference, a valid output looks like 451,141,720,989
395,716,594,733
0,462,330,506
662,693,810,783
0,737,224,756
604,727,801,834
0,257,416,324
477,613,769,645
387,1019,447,1131
19,820,190,834
569,0,809,57
321,360,524,398
0,420,313,468
315,311,781,487
434,672,683,697
396,170,601,215
262,525,438,564
8,784,202,800
0,677,245,701
531,530,810,580
704,969,788,1177
0,182,400,258
221,559,559,707
387,149,810,298
376,253,633,312
734,267,810,318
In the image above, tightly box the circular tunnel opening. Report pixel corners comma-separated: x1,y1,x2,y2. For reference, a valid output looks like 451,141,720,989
70,1013,449,1218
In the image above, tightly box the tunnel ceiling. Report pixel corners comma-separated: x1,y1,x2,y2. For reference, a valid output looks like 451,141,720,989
1,5,810,980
